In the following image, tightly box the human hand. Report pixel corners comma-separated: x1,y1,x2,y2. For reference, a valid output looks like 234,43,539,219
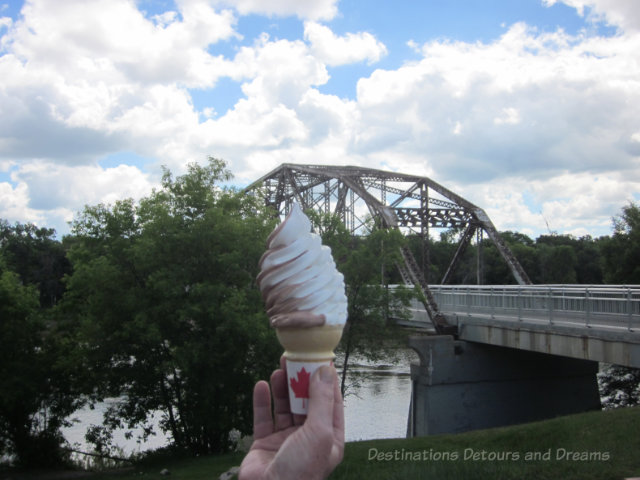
238,358,345,480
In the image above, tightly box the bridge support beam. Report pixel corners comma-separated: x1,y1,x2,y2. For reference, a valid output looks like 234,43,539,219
407,335,601,437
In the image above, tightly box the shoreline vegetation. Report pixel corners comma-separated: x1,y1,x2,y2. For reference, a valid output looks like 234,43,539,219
2,405,638,480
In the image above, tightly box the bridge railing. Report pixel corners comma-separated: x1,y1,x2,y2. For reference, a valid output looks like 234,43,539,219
426,285,640,332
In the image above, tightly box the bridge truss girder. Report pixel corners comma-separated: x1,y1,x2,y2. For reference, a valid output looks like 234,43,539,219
245,164,531,334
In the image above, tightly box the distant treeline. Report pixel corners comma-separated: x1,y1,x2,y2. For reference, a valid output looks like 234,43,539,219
405,203,639,286
2,204,638,305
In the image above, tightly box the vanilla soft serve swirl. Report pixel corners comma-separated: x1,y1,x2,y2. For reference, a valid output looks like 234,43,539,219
257,203,348,328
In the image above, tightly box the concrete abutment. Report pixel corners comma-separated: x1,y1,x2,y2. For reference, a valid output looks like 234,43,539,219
407,335,601,437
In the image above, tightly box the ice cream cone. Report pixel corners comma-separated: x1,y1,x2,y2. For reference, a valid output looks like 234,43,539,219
257,203,348,414
277,324,344,414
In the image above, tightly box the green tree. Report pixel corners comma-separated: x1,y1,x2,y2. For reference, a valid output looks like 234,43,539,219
62,158,280,454
0,221,71,307
573,235,604,284
0,257,80,467
409,231,460,284
537,243,578,284
601,202,640,284
480,232,538,285
598,364,640,410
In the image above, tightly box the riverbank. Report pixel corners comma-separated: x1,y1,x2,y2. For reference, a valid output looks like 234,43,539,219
3,406,638,480
60,352,416,454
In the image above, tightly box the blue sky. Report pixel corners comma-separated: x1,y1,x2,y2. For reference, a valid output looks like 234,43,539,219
1,0,639,238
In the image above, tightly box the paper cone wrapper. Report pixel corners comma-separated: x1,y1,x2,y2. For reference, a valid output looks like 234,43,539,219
283,358,331,414
276,324,344,415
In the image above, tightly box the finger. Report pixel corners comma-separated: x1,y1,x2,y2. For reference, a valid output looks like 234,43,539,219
332,371,345,463
252,380,274,440
333,370,345,440
305,366,336,431
292,413,307,426
271,369,293,430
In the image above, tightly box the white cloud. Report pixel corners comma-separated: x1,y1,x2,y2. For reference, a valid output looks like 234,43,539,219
210,0,339,21
1,161,155,233
0,0,239,168
0,181,44,225
0,15,10,33
0,159,15,172
183,34,353,179
12,162,153,210
476,172,640,238
10,0,237,86
494,107,520,125
304,22,387,66
544,0,640,32
236,35,329,107
353,23,640,185
406,39,421,53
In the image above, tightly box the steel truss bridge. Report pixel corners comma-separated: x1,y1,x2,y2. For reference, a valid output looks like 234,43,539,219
245,163,531,335
246,164,639,436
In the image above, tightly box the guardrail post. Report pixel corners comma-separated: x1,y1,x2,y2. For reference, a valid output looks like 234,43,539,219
491,286,495,319
628,287,634,332
585,287,591,328
547,286,553,325
466,286,471,317
518,286,522,322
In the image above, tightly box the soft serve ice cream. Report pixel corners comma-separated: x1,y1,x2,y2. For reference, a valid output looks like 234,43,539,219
257,203,347,413
258,203,347,328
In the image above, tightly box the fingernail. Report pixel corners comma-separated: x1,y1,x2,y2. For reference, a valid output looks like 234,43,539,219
319,365,334,384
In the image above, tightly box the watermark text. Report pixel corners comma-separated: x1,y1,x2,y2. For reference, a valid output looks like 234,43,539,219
367,447,611,463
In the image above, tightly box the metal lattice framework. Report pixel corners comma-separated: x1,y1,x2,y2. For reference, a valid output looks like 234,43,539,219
245,164,531,334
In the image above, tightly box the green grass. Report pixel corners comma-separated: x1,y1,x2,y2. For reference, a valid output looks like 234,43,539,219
87,451,246,480
82,406,640,479
335,406,640,480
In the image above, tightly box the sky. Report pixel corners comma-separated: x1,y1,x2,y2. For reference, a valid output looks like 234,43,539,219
1,0,639,239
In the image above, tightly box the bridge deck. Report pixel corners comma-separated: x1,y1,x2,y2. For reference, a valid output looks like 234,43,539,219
398,285,640,367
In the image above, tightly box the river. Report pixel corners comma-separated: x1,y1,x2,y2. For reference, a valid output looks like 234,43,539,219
341,349,416,441
62,349,417,456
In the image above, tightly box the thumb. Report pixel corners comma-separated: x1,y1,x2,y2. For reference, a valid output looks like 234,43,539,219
306,365,336,428
269,366,337,480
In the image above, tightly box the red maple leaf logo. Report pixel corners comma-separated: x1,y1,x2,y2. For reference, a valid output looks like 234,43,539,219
290,367,311,399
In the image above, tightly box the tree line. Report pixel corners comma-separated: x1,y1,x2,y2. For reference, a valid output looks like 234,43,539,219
1,157,638,467
408,202,640,286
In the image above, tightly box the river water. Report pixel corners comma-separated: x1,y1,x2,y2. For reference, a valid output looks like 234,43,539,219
62,349,417,456
341,349,416,442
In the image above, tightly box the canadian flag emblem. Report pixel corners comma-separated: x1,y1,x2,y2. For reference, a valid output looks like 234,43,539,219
285,360,332,414
290,367,311,399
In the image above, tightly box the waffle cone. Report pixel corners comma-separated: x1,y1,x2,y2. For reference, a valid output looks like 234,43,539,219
276,324,344,362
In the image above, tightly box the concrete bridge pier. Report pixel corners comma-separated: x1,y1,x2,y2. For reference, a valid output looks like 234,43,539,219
407,335,601,437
